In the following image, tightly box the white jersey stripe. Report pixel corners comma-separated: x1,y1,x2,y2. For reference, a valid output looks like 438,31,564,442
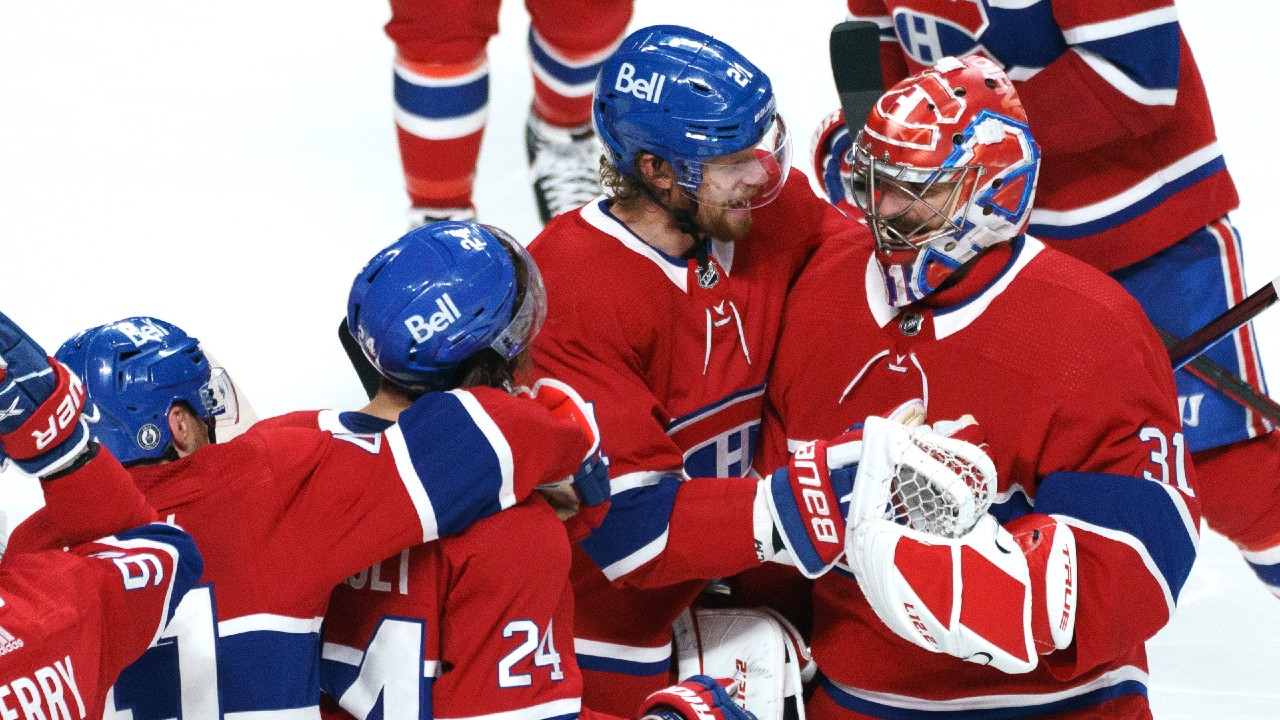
395,106,488,141
450,389,516,510
438,697,582,720
574,637,673,663
1062,7,1179,44
220,614,324,636
385,423,441,542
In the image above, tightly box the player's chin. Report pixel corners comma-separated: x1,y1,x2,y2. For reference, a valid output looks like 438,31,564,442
706,206,754,241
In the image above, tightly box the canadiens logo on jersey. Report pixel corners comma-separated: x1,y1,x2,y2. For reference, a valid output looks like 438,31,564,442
890,0,989,66
668,384,765,478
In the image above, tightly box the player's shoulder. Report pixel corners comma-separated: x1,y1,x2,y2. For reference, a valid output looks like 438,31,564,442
253,409,321,431
1023,241,1149,324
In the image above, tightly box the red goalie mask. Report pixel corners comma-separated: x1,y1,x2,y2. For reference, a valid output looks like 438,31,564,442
847,55,1041,307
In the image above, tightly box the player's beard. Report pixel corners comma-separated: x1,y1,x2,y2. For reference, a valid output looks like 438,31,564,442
696,199,755,241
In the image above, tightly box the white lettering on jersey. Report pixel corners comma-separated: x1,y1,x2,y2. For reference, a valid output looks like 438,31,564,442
404,295,462,343
1178,393,1204,427
344,549,411,595
614,63,666,103
0,656,86,720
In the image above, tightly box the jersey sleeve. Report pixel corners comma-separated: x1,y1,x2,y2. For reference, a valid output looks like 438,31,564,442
1027,293,1200,679
432,498,590,720
5,445,156,555
260,389,590,588
1016,0,1181,153
530,271,760,589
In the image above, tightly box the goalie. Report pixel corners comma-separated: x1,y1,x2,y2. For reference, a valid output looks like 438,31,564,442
758,55,1201,719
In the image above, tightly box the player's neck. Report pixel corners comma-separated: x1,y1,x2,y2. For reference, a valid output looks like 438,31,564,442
610,197,697,258
359,391,412,422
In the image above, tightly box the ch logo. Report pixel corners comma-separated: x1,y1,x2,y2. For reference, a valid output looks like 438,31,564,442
891,1,989,66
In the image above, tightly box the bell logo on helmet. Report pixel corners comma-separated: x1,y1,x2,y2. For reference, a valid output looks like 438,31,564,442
614,62,665,103
117,319,171,348
404,294,463,343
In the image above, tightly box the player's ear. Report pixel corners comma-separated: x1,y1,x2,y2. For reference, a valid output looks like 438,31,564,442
637,153,675,191
167,404,210,458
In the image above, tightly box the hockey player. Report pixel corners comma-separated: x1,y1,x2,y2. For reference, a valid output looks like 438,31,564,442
529,24,868,714
10,312,596,719
261,221,757,720
387,0,632,226
770,55,1200,718
0,310,203,720
813,0,1280,595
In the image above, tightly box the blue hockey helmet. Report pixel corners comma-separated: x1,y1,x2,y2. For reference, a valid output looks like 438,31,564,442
593,24,792,208
54,317,240,464
346,221,546,391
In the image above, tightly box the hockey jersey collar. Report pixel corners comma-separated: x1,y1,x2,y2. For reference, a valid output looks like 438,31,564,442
581,198,736,292
864,235,1044,339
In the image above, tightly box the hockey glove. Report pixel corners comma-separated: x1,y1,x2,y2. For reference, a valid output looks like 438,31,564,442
847,512,1077,675
0,311,91,477
845,414,995,539
810,109,859,216
639,675,756,720
518,378,610,537
764,430,864,578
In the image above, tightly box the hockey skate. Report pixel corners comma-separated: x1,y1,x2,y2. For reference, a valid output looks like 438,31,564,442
407,205,476,231
526,113,603,224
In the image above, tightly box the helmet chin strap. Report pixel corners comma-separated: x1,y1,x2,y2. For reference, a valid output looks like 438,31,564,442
639,181,713,277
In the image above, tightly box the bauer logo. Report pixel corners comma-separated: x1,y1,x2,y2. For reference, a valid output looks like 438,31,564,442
405,294,462,343
615,63,665,103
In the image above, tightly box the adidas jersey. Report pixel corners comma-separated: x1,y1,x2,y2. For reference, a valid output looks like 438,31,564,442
529,169,861,713
19,388,590,720
760,235,1201,719
274,409,622,720
847,0,1239,272
0,449,202,720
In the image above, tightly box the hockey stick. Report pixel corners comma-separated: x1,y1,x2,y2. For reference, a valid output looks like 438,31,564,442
830,20,884,137
1167,278,1280,371
1157,327,1280,425
338,318,380,401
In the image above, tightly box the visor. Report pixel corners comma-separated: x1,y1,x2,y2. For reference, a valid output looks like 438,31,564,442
484,225,547,360
681,113,792,210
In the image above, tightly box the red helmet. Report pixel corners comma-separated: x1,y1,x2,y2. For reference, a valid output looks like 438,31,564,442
848,55,1040,307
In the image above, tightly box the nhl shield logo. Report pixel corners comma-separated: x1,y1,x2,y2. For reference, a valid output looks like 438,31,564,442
696,260,720,289
137,423,162,451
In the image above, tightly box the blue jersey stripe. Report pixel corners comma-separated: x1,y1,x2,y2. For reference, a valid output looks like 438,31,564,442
820,673,1147,720
575,653,672,677
396,393,506,537
394,73,488,121
219,630,322,713
1075,24,1180,92
1035,471,1197,599
1029,156,1226,239
578,476,680,571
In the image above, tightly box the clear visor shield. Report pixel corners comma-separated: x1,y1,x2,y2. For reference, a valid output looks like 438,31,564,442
485,226,548,361
848,143,977,252
684,113,793,210
200,366,241,429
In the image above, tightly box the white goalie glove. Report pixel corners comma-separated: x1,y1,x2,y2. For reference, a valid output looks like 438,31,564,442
842,417,1078,674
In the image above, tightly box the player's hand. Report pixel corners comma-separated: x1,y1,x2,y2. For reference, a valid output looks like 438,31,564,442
518,379,611,537
0,311,91,477
639,675,756,720
810,108,859,216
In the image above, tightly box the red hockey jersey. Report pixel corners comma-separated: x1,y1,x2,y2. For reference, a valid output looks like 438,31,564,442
846,0,1238,272
760,235,1201,719
0,449,202,720
529,169,860,713
267,409,622,720
19,389,590,720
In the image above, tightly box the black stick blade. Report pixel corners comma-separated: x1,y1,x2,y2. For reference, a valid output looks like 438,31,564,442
830,20,885,136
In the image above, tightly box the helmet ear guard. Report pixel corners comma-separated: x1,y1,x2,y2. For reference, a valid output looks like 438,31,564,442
346,221,544,392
